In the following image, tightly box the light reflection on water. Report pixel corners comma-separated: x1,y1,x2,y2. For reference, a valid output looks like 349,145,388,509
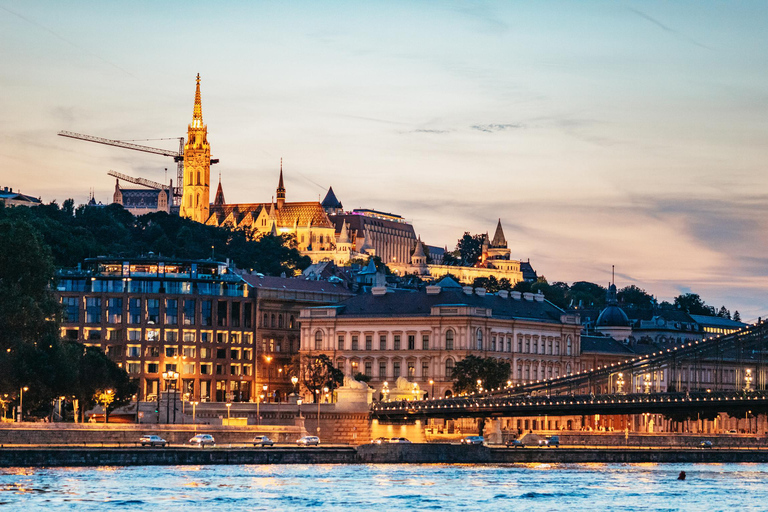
0,463,767,511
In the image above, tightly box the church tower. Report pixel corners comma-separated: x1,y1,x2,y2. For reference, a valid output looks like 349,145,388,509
180,73,211,223
276,158,286,209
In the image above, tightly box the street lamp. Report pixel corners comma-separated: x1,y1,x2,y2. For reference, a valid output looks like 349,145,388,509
18,386,28,423
291,376,299,398
192,401,199,434
745,369,753,391
643,373,652,394
382,381,390,402
264,355,273,402
617,373,625,394
477,379,483,393
162,371,179,423
429,379,435,399
316,387,328,437
297,398,303,419
226,402,232,421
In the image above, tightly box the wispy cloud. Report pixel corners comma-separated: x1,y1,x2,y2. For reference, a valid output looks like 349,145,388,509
409,129,450,134
471,123,524,133
627,7,713,50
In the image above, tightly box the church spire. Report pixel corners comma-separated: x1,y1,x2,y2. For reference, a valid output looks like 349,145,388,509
192,73,203,128
276,158,286,208
213,173,225,206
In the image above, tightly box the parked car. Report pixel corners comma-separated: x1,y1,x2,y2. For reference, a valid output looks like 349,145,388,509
252,435,274,447
296,436,320,446
546,435,560,447
189,434,215,447
388,437,411,444
370,437,389,445
139,435,167,447
460,436,484,445
506,439,524,448
700,440,713,448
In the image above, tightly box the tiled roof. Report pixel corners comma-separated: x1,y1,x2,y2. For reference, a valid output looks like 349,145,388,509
329,288,566,323
581,335,636,354
209,201,333,228
689,314,748,329
241,274,351,294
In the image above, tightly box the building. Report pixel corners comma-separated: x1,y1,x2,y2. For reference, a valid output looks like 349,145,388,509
0,186,41,207
56,257,350,405
299,277,582,399
180,74,213,223
112,179,171,215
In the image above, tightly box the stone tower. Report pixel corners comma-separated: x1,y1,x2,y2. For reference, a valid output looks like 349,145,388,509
276,158,286,209
180,73,211,223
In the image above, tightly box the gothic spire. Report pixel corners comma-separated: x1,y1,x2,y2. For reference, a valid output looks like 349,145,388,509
490,218,507,248
276,158,286,208
192,73,203,128
213,174,225,206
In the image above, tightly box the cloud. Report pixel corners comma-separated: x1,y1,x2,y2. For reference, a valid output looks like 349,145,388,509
627,7,713,51
409,129,450,134
471,123,524,133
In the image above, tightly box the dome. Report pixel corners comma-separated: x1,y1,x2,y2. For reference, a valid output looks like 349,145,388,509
596,305,630,327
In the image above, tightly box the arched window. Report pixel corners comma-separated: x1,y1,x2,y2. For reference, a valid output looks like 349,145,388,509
555,340,560,355
263,313,268,327
197,171,201,185
566,336,572,356
314,330,322,350
445,329,454,350
566,363,572,375
278,315,284,328
271,314,276,328
445,358,455,377
289,315,295,329
476,329,483,350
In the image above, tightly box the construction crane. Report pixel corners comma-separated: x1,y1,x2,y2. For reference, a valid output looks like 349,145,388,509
107,170,169,191
58,131,220,205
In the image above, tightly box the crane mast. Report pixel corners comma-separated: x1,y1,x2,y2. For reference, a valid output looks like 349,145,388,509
107,170,171,191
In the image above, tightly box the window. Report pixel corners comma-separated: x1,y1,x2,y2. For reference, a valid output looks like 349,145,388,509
201,300,212,326
555,340,560,355
548,339,553,355
165,346,178,357
146,363,159,374
127,362,141,374
201,331,212,343
107,298,122,324
566,337,572,356
244,303,253,329
364,361,372,377
288,315,295,329
379,361,387,378
337,334,344,350
263,313,269,327
491,335,497,352
218,301,228,327
352,335,359,351
165,330,178,343
182,346,196,358
231,348,240,360
216,348,226,359
127,345,141,358
128,298,141,324
517,336,523,353
313,331,322,350
200,347,210,358
165,299,178,325
393,361,401,378
525,337,530,353
476,329,483,350
532,337,538,354
407,362,415,378
128,329,141,341
445,330,454,350
183,300,195,325
145,346,160,358
200,363,212,375
231,302,241,328
394,335,401,350
85,297,101,323
422,361,429,378
278,314,283,328
365,335,372,351
422,335,429,350
379,335,387,351
183,331,196,342
146,299,159,324
62,297,79,322
243,364,252,376
215,364,224,375
270,314,275,328
182,363,195,374
164,363,177,373
506,337,512,352
445,358,455,377
146,329,160,342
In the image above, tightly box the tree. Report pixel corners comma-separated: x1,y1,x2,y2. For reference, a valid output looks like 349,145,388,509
674,293,715,316
294,354,344,398
617,285,654,309
733,311,741,322
456,232,484,266
451,355,511,394
568,281,607,309
716,306,731,319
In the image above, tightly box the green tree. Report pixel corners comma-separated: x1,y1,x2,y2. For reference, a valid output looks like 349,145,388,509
733,311,741,322
617,285,654,309
294,354,344,398
674,293,715,316
716,306,731,319
451,355,511,394
456,232,484,266
568,281,606,308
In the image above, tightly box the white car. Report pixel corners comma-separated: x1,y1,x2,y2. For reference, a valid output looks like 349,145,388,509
189,434,215,447
388,437,411,444
296,436,320,446
139,435,167,447
253,435,275,447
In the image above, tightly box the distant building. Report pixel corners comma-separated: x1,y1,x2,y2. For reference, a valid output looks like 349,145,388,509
0,186,41,207
112,179,171,215
299,277,582,399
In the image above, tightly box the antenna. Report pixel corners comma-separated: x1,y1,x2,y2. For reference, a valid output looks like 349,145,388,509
612,265,615,286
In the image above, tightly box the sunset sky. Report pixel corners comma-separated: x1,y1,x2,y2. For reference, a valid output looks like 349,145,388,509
2,1,767,319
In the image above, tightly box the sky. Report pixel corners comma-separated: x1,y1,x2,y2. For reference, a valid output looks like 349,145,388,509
1,1,768,320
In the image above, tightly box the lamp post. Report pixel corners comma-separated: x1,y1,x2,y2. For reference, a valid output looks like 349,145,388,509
264,355,273,403
291,376,299,398
429,379,434,399
18,386,28,423
277,367,283,402
477,379,483,393
259,393,265,423
226,402,232,421
162,371,179,423
297,398,303,419
617,373,625,394
745,369,753,391
316,386,328,437
382,381,390,402
192,401,198,434
643,373,652,394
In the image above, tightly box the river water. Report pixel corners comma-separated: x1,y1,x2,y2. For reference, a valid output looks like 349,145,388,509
1,463,766,510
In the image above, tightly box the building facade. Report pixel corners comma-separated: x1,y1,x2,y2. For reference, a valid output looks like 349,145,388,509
299,279,582,399
180,74,212,223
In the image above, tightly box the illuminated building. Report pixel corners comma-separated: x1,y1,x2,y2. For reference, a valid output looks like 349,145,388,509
180,74,212,223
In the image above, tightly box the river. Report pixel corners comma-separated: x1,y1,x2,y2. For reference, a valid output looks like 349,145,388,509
1,463,766,510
